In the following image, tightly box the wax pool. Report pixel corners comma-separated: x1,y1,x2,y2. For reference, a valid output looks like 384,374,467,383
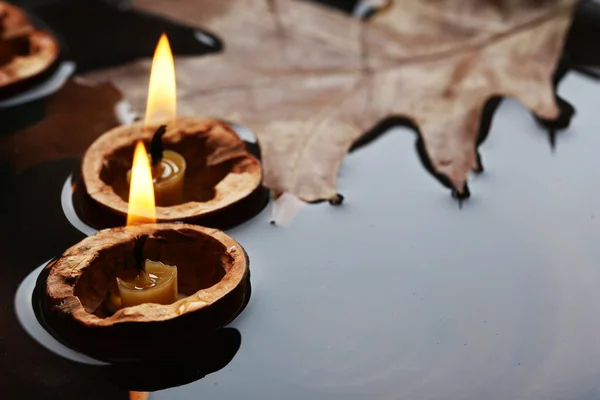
116,260,178,308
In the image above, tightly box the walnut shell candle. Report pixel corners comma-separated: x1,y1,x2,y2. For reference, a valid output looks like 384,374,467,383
82,117,262,222
41,223,250,361
0,2,59,97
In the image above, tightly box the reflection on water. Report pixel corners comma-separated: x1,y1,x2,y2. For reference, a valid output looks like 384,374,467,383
104,327,241,392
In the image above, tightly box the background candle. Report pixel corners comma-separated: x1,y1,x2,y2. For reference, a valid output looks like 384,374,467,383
117,260,178,308
152,149,186,206
127,148,186,207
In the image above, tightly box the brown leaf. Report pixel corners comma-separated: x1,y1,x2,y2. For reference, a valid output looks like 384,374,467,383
85,0,576,201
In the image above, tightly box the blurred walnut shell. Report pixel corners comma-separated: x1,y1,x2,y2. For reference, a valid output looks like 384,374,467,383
82,117,262,222
0,2,30,39
0,2,59,95
42,223,250,360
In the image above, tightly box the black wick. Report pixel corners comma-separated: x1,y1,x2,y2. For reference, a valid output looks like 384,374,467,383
150,125,167,165
133,234,149,272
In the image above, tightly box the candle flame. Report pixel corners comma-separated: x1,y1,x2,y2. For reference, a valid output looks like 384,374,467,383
127,141,156,226
145,33,176,127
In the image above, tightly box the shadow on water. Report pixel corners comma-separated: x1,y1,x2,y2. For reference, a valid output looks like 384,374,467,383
349,96,505,203
349,87,576,203
103,327,242,392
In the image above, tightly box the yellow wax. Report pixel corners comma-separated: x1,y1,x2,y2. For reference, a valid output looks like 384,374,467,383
127,149,186,206
116,260,178,308
106,279,122,314
153,150,186,206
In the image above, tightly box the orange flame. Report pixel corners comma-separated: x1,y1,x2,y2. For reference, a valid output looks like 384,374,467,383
127,33,177,225
145,33,176,126
127,141,156,226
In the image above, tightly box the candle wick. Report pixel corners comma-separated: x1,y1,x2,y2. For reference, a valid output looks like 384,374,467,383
150,125,167,165
134,234,150,272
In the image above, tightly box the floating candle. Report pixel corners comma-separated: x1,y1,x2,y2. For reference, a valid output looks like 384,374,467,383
117,259,178,308
43,222,250,361
81,32,262,223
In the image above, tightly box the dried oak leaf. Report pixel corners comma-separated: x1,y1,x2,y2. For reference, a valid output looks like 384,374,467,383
86,0,577,202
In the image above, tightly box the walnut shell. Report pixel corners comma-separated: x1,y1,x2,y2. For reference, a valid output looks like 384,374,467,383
82,117,263,222
41,223,250,360
0,2,30,39
0,2,59,95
